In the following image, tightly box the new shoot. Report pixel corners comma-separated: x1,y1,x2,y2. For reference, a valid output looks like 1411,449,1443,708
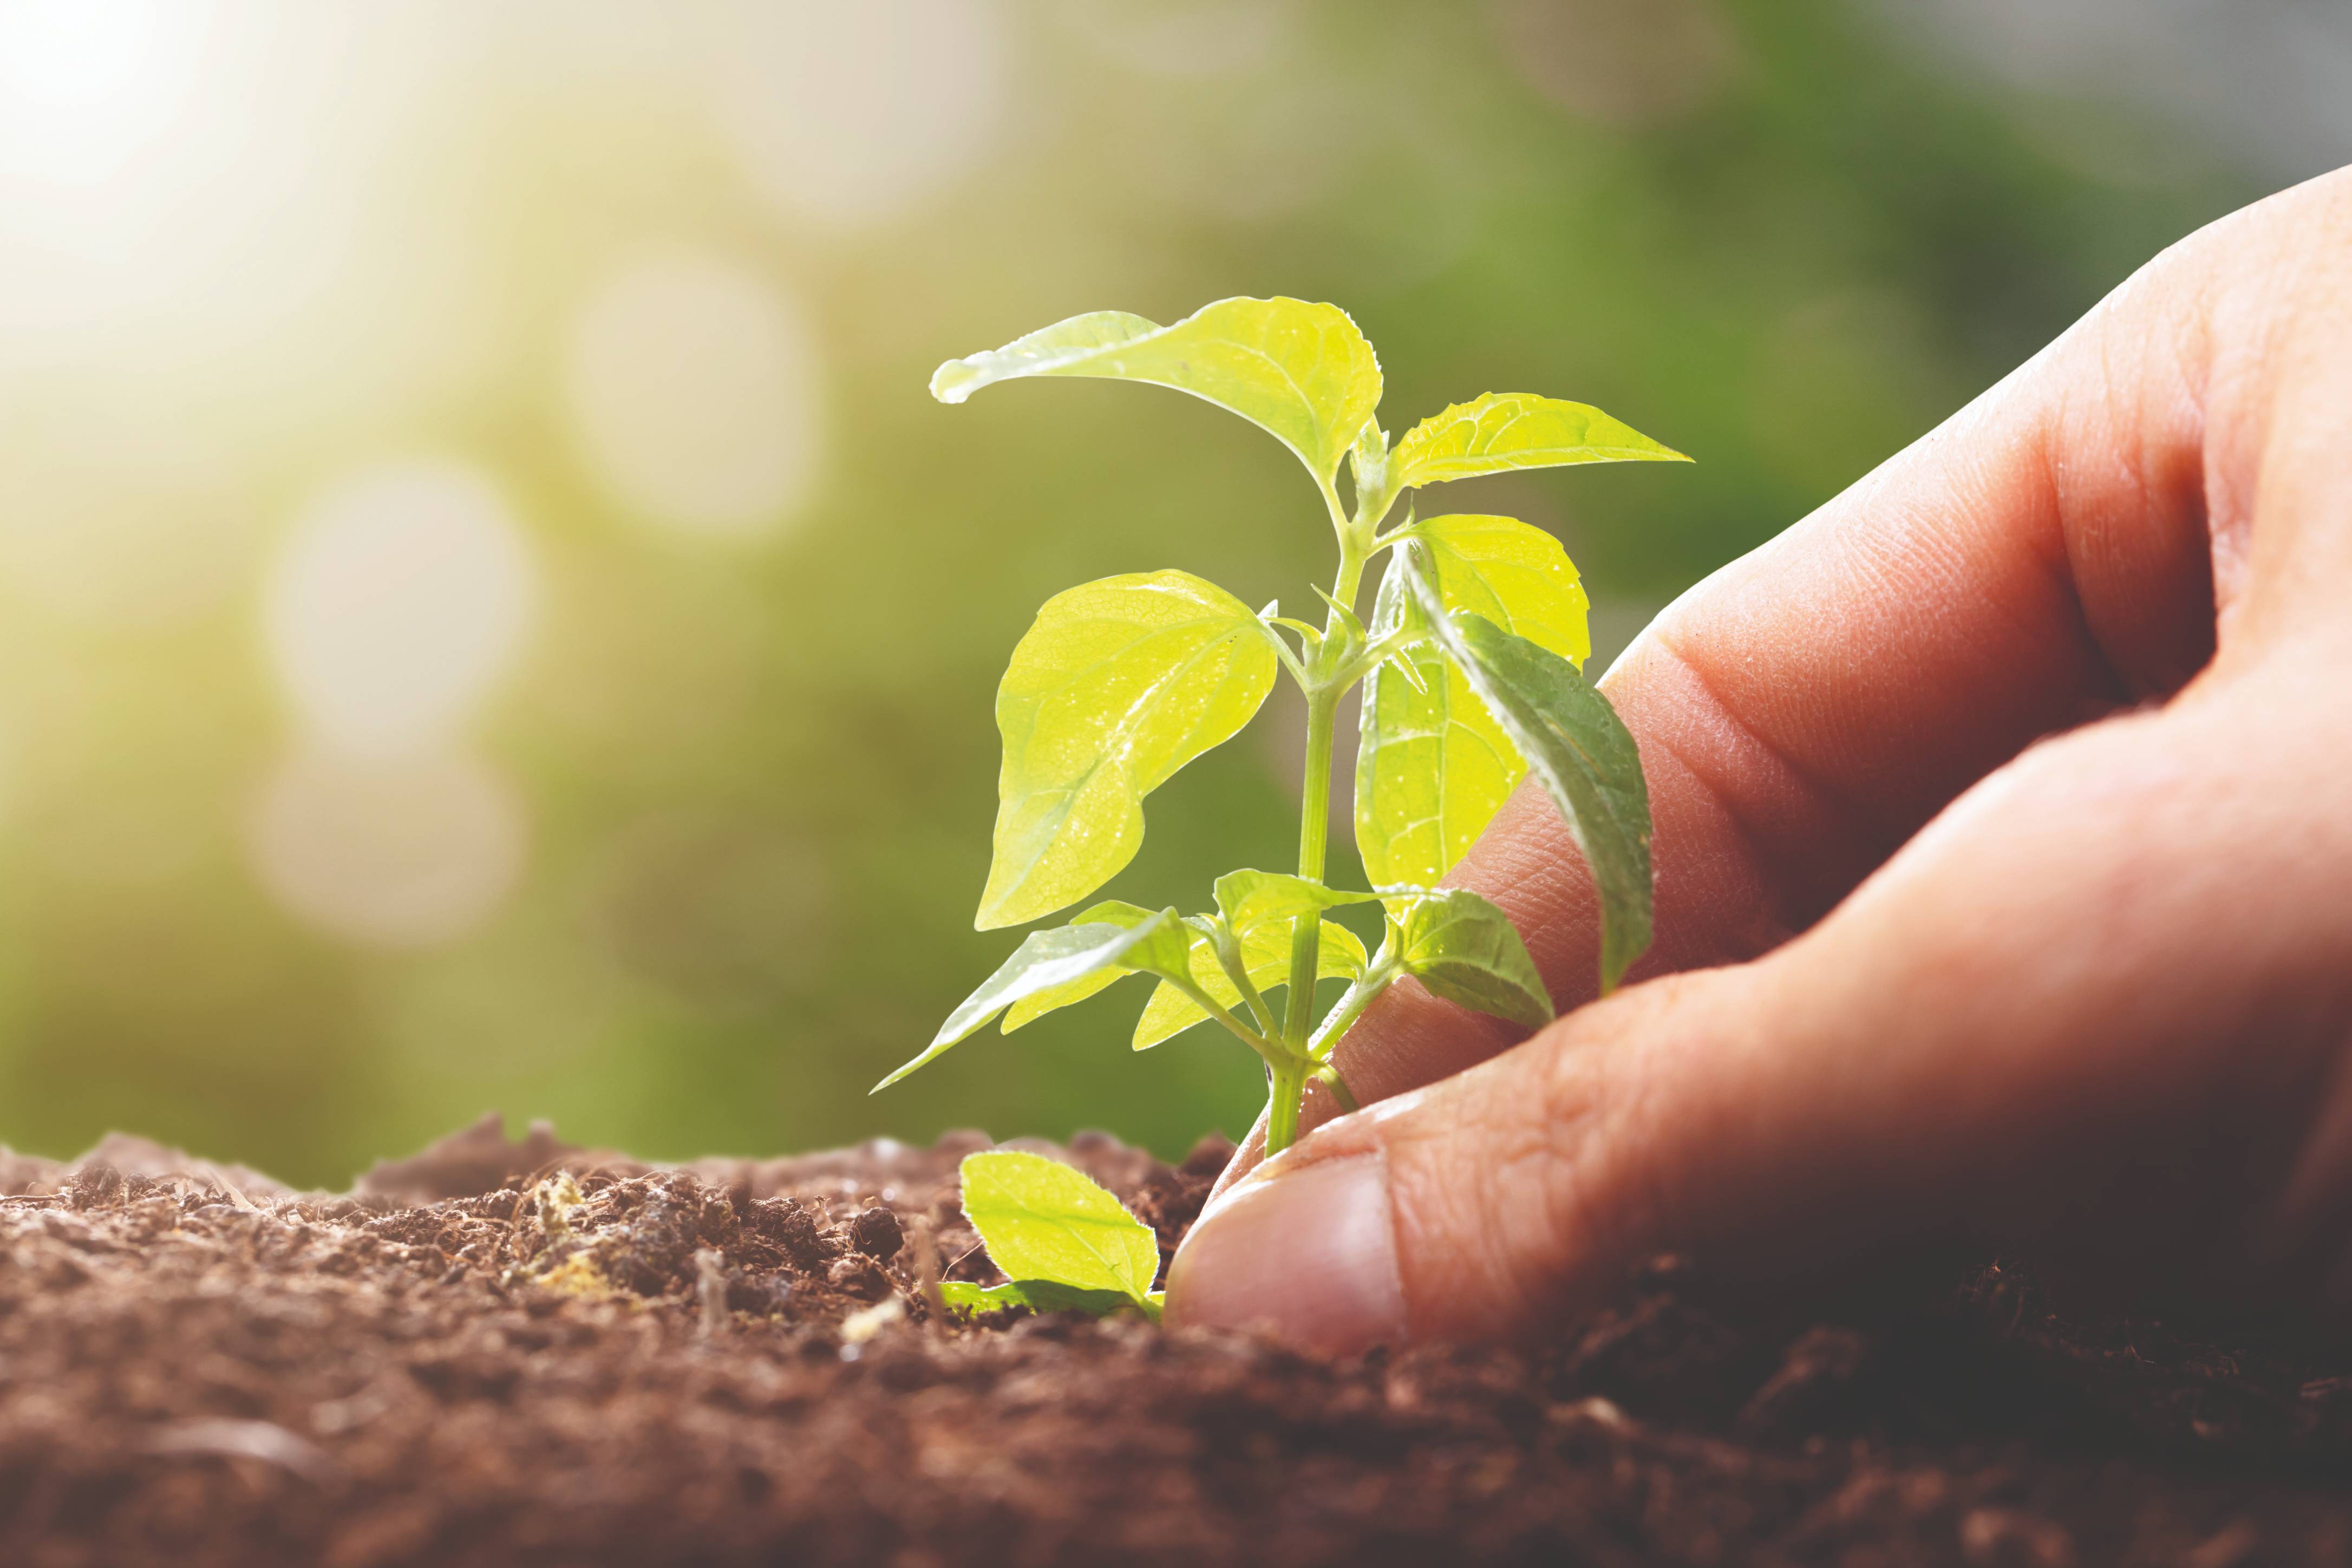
878,297,1682,1161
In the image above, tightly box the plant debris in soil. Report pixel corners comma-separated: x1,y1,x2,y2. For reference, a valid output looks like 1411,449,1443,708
1,1116,2349,1567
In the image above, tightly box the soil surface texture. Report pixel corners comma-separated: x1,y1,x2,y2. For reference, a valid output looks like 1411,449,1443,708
2,1118,2349,1566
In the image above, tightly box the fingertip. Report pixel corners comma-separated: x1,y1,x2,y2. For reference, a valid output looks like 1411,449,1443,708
1166,1151,1406,1356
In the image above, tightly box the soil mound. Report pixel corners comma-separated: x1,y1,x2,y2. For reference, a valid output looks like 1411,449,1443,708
1,1122,2346,1566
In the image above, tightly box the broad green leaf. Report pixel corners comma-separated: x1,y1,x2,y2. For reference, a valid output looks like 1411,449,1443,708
1405,553,1653,992
1353,518,1595,888
1354,554,1518,888
1390,888,1553,1031
931,297,1382,483
957,1150,1160,1306
1402,514,1590,669
878,910,1187,1090
1210,868,1382,935
981,571,1278,929
1390,393,1688,490
999,901,1161,1033
1132,917,1367,1050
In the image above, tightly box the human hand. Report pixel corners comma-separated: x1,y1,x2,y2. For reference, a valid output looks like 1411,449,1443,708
1166,168,2352,1353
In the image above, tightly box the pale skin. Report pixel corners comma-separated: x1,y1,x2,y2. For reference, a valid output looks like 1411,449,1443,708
1165,167,2352,1353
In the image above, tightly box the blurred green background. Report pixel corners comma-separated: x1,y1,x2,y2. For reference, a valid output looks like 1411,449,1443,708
0,0,2333,1186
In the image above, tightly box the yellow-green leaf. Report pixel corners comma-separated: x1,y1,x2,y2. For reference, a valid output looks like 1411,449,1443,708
998,969,1126,1033
981,571,1277,930
1132,918,1367,1050
1390,393,1688,490
931,297,1382,483
958,1150,1160,1306
1355,516,1592,886
937,1278,1160,1321
879,906,1187,1091
1210,868,1383,934
1402,514,1590,669
1405,553,1653,992
997,901,1164,1033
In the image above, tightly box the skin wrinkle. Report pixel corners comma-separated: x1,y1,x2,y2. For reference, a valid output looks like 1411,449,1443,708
2054,289,2214,701
1636,631,1891,936
1518,996,1676,1322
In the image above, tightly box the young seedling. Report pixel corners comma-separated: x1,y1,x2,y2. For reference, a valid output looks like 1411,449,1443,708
939,1151,1164,1321
878,297,1684,1165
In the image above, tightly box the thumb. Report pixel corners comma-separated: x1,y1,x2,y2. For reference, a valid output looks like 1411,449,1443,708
1161,963,1798,1350
1163,684,2352,1351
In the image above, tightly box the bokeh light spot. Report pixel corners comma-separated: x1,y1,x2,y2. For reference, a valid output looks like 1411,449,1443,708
265,460,537,757
708,0,1010,231
246,743,527,950
563,246,820,542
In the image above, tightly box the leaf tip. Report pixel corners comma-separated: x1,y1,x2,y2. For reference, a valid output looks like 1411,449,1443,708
929,360,979,404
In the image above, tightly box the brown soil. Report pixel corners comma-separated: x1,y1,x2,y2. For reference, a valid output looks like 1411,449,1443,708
2,1119,2348,1567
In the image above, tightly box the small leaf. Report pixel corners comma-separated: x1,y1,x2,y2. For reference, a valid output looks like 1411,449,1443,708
1391,393,1688,490
1210,868,1382,934
937,1279,1029,1316
1404,552,1654,992
1132,917,1366,1050
937,1279,1157,1320
982,571,1278,929
1349,419,1389,504
997,901,1165,1033
878,909,1186,1090
1389,887,1553,1031
931,297,1382,482
957,1150,1160,1308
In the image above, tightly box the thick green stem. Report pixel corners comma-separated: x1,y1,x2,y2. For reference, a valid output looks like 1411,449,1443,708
1267,1061,1306,1155
1271,683,1336,1157
1266,496,1371,1157
1260,463,1408,1155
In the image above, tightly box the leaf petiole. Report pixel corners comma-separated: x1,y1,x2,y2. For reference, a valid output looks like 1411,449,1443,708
1314,1062,1360,1114
1200,915,1280,1039
1330,624,1434,692
1307,937,1402,1061
1252,615,1316,690
1164,970,1296,1074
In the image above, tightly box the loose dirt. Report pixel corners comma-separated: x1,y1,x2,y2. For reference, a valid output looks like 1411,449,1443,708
1,1118,2346,1566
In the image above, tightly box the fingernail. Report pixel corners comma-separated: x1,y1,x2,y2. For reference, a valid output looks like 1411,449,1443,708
1165,1153,1405,1354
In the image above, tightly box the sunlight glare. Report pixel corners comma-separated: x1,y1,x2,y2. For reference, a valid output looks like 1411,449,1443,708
0,0,198,188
